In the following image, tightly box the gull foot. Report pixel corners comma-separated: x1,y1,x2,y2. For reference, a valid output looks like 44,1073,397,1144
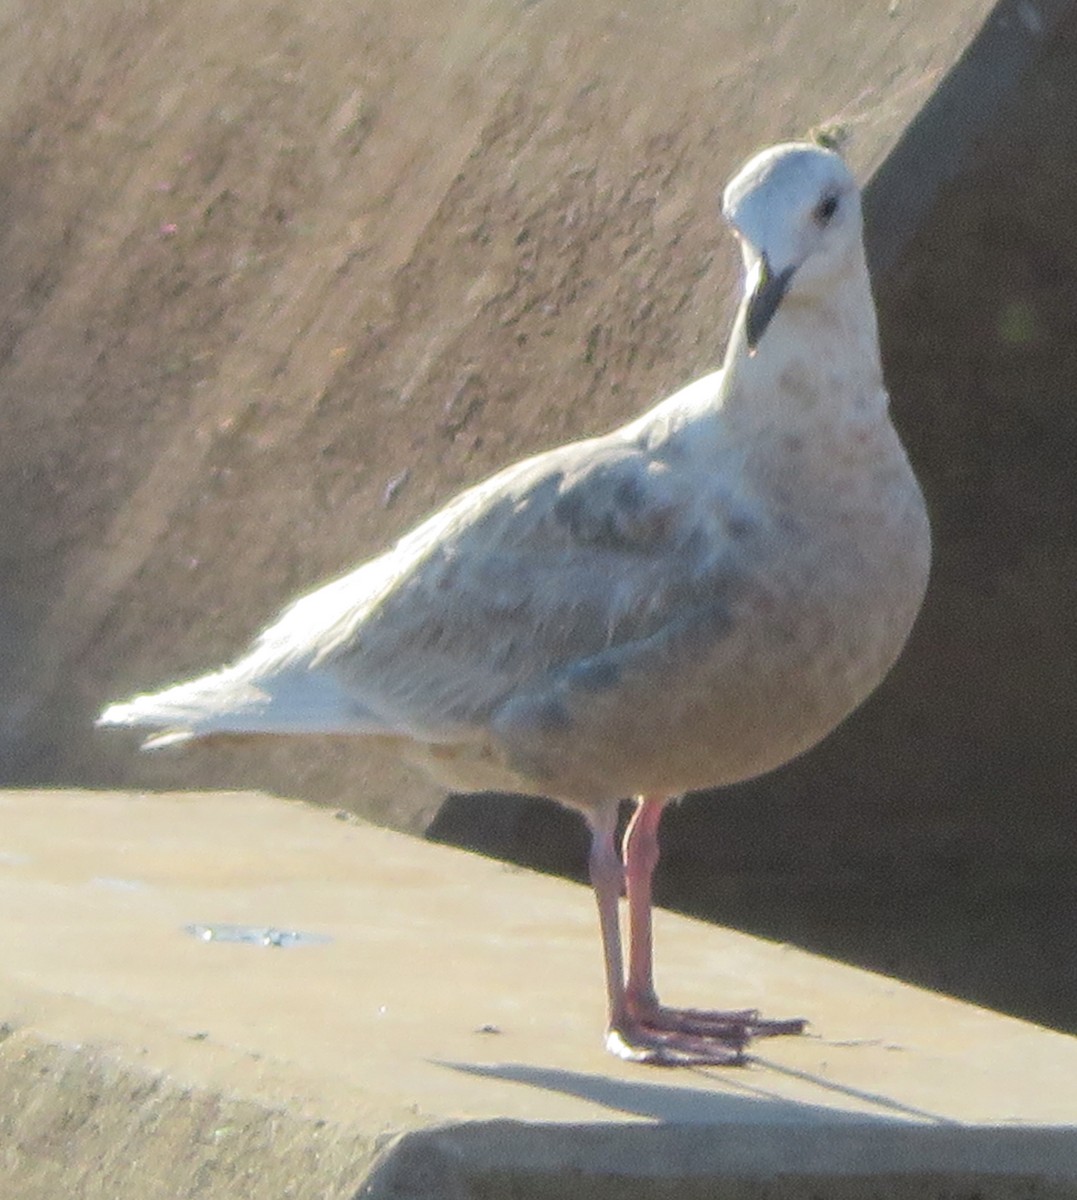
607,1008,806,1066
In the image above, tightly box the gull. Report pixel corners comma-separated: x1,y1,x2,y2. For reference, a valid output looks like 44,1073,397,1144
99,142,931,1065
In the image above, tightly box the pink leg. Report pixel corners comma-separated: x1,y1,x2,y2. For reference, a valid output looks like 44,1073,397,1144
623,795,664,1015
607,795,805,1065
586,804,629,1035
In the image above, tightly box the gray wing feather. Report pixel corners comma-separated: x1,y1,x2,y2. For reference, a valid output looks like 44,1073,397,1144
320,432,745,741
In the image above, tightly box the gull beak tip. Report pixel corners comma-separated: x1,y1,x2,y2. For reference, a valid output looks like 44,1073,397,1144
745,255,797,352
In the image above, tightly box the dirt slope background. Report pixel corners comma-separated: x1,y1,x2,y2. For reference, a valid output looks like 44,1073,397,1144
1,0,1074,1030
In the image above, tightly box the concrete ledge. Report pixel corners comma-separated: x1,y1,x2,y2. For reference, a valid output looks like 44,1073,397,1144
1,790,1075,1198
366,1123,1077,1199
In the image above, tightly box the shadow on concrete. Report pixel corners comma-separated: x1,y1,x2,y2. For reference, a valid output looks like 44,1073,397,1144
434,1059,954,1126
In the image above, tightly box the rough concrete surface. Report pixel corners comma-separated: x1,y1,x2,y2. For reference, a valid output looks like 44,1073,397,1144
1,790,1075,1199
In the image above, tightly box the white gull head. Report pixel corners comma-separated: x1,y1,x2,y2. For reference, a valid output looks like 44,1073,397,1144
722,143,863,351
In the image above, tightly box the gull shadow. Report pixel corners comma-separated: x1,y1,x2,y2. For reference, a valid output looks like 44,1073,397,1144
434,1058,953,1126
749,1052,961,1126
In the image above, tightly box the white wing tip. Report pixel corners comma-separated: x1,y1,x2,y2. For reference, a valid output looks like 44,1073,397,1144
96,701,139,728
96,698,194,750
97,698,175,729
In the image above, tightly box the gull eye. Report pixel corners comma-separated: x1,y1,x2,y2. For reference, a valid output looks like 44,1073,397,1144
814,193,840,225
